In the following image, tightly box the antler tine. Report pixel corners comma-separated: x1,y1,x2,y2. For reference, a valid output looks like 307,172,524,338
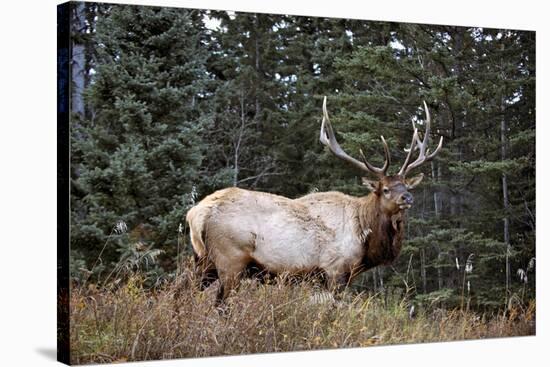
377,135,391,175
420,100,431,152
320,97,371,174
410,118,423,149
358,139,389,176
397,128,419,176
399,101,444,177
320,96,389,177
427,136,444,160
380,135,391,175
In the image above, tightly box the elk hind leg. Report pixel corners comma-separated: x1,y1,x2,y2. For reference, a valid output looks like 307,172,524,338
214,256,248,306
192,250,219,290
199,262,219,291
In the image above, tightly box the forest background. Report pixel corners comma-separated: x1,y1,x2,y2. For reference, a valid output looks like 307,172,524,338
69,1,535,311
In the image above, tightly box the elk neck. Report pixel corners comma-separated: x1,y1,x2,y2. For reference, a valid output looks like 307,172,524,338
357,192,405,269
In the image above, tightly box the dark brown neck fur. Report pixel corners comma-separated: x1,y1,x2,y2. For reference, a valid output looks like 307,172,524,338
358,193,405,270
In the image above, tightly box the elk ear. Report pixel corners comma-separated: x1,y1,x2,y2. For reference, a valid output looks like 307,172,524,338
406,173,424,189
362,177,379,192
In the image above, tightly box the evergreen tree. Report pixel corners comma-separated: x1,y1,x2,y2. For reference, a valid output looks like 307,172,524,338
71,4,210,271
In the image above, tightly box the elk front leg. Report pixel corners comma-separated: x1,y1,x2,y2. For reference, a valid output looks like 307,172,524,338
326,272,351,295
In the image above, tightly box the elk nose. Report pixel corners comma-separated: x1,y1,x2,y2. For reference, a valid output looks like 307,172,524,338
402,192,413,204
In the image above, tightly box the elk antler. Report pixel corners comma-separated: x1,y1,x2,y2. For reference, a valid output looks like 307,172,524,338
397,101,444,177
320,96,390,177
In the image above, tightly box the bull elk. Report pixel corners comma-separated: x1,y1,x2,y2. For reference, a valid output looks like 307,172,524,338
186,97,443,304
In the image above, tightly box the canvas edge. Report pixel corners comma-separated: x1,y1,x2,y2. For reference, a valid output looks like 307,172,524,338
57,1,71,365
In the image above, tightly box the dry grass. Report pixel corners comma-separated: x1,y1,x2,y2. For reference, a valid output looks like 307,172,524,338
69,264,535,365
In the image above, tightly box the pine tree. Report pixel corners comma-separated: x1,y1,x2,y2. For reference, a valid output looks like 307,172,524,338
71,4,210,270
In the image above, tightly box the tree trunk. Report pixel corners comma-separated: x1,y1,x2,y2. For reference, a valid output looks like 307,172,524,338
71,2,86,116
254,15,261,127
450,28,464,220
432,160,443,290
501,103,511,305
437,163,443,213
437,252,443,290
233,92,246,187
432,161,441,216
421,249,427,293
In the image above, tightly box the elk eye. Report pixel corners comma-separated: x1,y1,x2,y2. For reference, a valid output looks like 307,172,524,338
382,187,389,194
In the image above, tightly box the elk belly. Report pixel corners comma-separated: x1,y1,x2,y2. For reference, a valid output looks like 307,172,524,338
207,192,331,274
250,206,334,273
250,221,328,274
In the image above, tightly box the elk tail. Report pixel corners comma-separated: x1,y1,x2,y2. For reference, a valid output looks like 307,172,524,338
185,205,208,260
186,205,219,290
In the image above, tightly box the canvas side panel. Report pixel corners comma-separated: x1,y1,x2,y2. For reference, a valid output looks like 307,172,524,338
57,2,71,365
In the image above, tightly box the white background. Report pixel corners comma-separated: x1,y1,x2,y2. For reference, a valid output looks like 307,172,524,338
0,0,547,366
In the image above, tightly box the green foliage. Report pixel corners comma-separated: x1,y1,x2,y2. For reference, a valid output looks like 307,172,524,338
72,5,209,268
414,288,455,306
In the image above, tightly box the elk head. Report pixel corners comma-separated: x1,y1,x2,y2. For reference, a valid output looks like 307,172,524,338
320,96,443,216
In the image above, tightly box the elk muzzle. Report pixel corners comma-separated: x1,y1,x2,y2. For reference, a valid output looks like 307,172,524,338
398,192,413,210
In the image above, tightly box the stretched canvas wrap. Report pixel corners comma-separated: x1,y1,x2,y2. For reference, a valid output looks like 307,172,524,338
57,1,536,365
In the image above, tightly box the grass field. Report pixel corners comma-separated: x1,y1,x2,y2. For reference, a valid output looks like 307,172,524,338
69,266,535,365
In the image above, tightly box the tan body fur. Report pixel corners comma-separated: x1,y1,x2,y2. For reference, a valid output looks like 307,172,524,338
186,186,404,302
